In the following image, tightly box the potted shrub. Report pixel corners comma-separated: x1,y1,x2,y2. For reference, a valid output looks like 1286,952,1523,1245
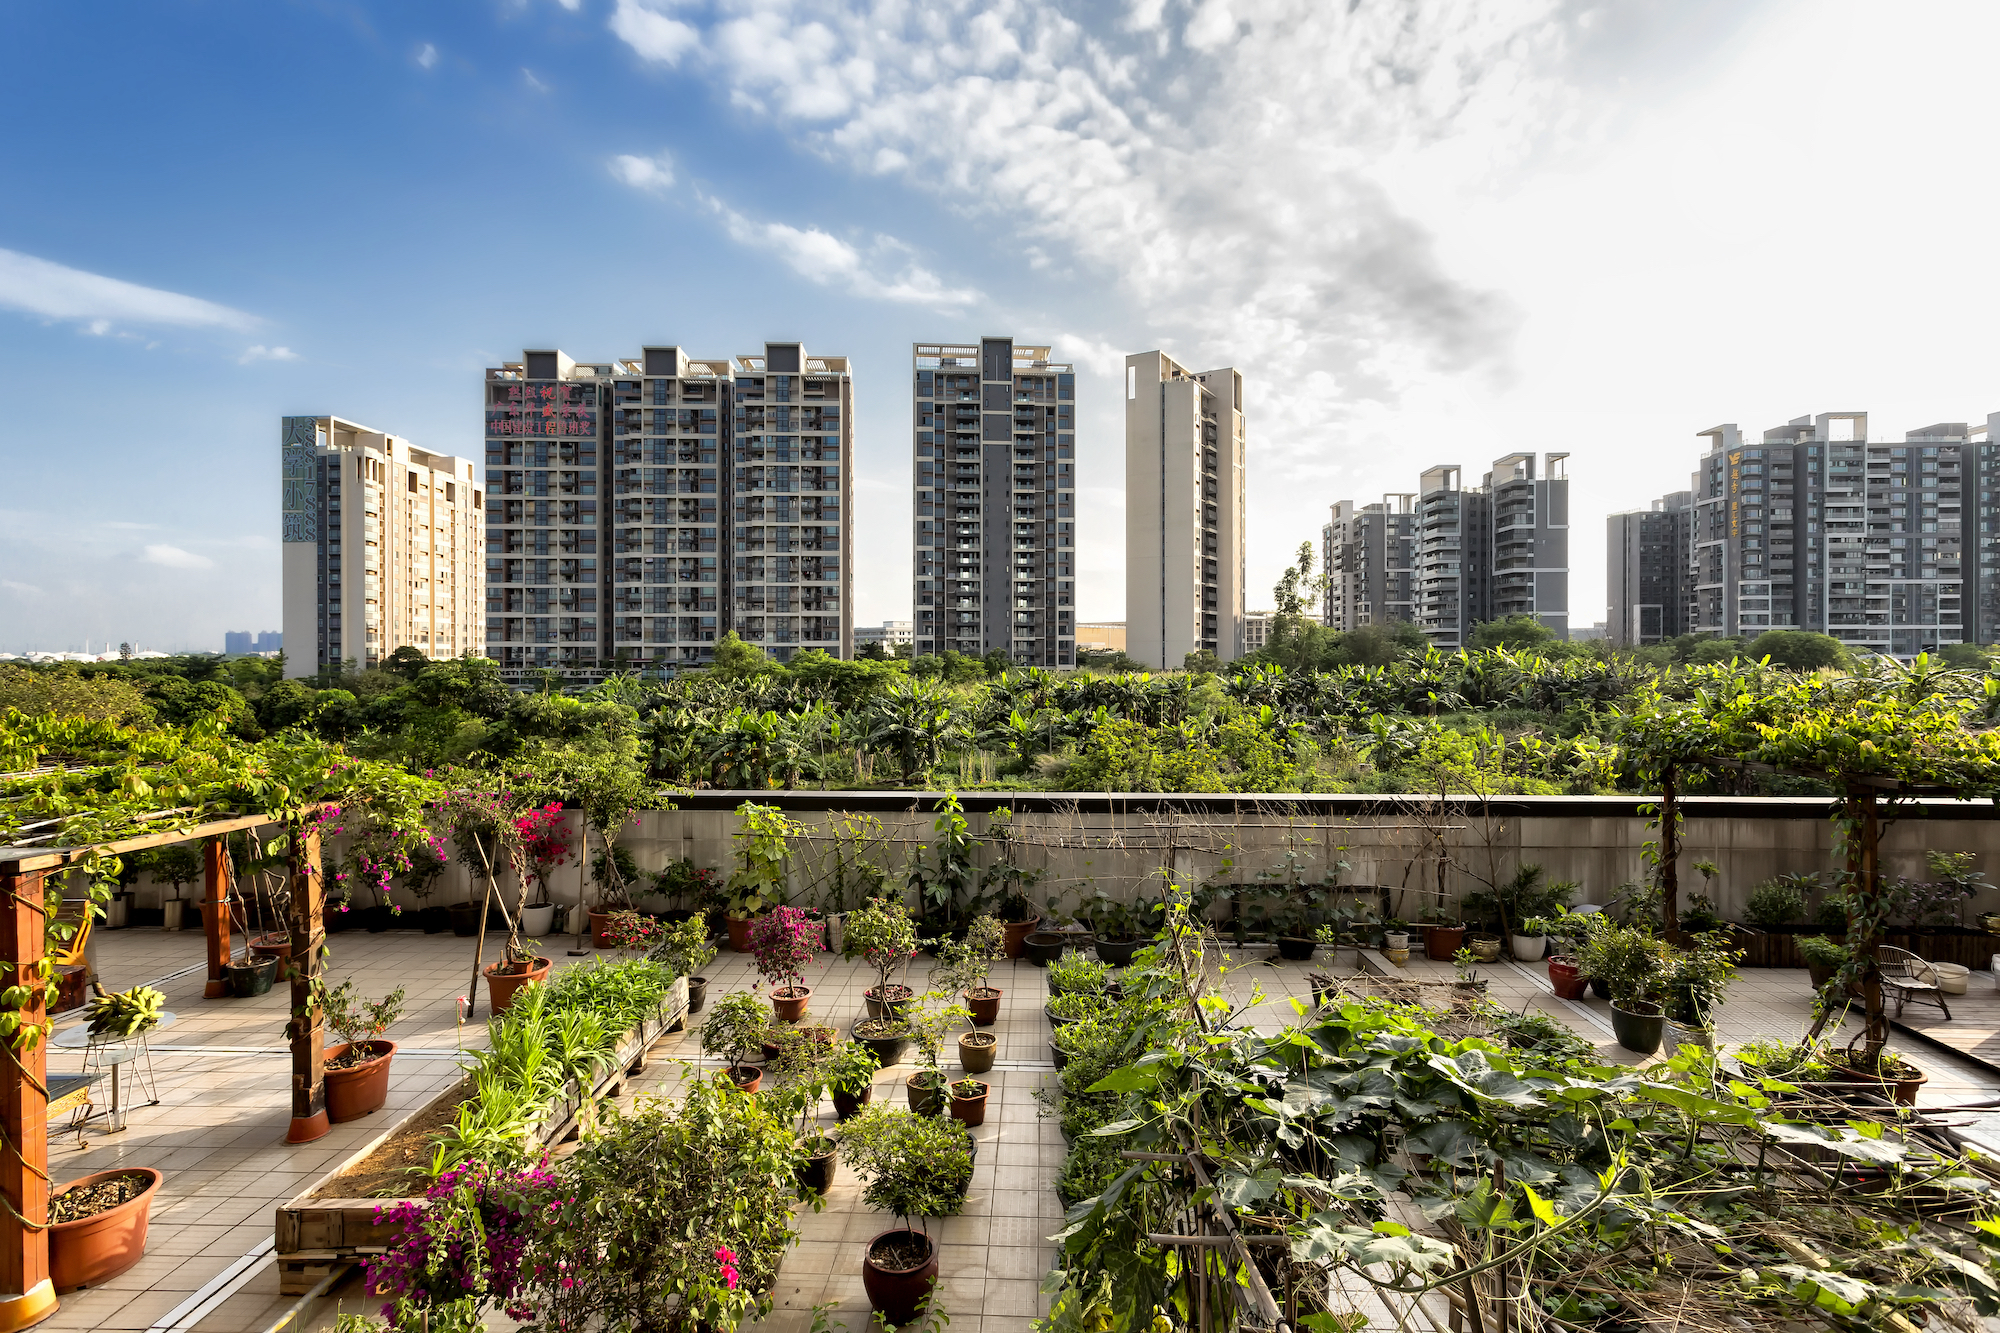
1513,916,1552,964
515,801,571,938
1382,919,1411,950
1420,911,1465,961
847,896,919,1019
838,1106,973,1327
1825,1041,1930,1106
902,993,967,1116
762,1021,840,1196
1047,950,1112,997
825,1039,880,1120
748,905,823,1023
948,1076,989,1127
702,990,771,1092
589,844,643,946
1045,991,1097,1028
47,1166,163,1293
1661,931,1740,1050
1577,925,1675,1055
484,947,552,1014
999,889,1040,958
933,915,1005,1025
657,915,718,1014
1085,890,1149,966
1743,875,1812,931
1466,932,1503,963
1271,897,1318,962
724,802,796,952
317,978,408,1122
1798,934,1853,991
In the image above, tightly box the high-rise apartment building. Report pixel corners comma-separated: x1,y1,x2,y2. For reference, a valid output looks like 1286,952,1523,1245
1322,495,1418,630
1606,492,1693,646
281,415,482,679
1125,351,1246,670
483,343,852,681
1407,453,1568,647
1620,412,1983,657
911,339,1076,666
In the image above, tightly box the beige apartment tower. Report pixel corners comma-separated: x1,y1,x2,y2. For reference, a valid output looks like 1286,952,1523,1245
1124,352,1246,669
281,415,483,678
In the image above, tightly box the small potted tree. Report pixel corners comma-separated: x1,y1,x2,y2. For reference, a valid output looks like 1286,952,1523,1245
748,905,823,1023
847,896,919,1020
902,992,968,1116
838,1105,973,1327
514,801,571,937
933,914,1005,1026
949,1075,989,1127
825,1039,880,1121
1577,925,1675,1055
701,990,771,1092
999,887,1040,959
1662,931,1740,1050
316,978,408,1122
724,802,796,952
1799,934,1853,992
657,914,718,1014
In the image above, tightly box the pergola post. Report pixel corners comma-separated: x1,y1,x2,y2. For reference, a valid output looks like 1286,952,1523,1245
0,866,57,1332
202,837,231,1000
284,826,328,1145
1850,790,1888,1058
1657,763,1681,936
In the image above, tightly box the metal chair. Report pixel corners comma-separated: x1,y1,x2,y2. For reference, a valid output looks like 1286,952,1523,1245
1878,945,1952,1021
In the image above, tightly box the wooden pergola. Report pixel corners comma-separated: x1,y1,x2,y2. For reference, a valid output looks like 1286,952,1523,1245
0,810,329,1332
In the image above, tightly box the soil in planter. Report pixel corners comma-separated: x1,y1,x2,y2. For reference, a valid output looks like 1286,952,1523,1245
307,1082,470,1199
869,1233,933,1271
326,1041,388,1073
854,1017,906,1039
50,1172,151,1224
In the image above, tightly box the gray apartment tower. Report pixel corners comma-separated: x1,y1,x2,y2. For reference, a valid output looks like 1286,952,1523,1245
911,339,1077,666
1124,351,1247,670
1606,492,1693,646
483,343,852,680
1616,412,1985,657
1327,453,1567,647
1322,495,1417,630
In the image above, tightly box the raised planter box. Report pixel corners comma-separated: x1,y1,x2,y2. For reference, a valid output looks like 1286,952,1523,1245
272,974,687,1293
1736,927,1999,970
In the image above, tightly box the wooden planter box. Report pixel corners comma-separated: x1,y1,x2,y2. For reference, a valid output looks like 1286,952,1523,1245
272,975,687,1293
1736,927,1999,970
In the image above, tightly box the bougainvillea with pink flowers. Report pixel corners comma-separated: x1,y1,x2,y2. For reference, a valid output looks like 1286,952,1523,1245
746,904,823,998
364,1158,556,1326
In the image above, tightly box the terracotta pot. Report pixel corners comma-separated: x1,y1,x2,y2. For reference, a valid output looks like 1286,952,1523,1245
965,988,1001,1026
1002,916,1040,958
727,1064,763,1093
48,1167,161,1293
591,910,614,949
248,932,293,980
1547,958,1587,1000
863,986,914,1020
726,913,756,952
687,976,709,1014
483,956,552,1014
862,1228,939,1327
1830,1060,1929,1106
324,1041,396,1123
950,1081,990,1127
906,1071,946,1116
773,986,812,1024
1423,925,1465,961
797,1145,838,1194
958,1032,997,1074
832,1084,874,1121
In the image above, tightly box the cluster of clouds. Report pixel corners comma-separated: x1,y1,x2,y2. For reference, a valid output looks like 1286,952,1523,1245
0,245,303,366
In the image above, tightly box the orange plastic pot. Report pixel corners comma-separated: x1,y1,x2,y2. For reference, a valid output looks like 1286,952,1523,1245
324,1041,396,1123
484,956,552,1013
773,986,812,1023
48,1167,161,1293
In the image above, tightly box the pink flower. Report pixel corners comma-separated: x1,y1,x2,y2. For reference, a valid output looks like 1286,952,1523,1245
715,1247,738,1291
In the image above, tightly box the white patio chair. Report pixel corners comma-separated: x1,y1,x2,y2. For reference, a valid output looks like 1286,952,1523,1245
1878,945,1952,1021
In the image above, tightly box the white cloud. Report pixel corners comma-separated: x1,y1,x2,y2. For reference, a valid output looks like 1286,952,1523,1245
522,68,550,92
610,0,698,66
702,194,977,308
0,581,43,598
141,545,213,570
609,151,676,192
417,42,438,69
0,247,259,332
239,344,299,364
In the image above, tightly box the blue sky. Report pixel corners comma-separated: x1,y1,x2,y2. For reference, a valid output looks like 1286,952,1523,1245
5,0,2000,652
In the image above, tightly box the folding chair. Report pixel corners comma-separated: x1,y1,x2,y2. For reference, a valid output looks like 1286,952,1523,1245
1878,945,1952,1021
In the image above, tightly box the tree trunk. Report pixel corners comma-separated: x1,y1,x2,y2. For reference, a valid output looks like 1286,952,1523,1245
1658,765,1680,936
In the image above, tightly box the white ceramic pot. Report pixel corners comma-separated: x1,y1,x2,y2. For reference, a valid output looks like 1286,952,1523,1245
1667,1020,1715,1052
1934,961,1970,995
1384,932,1410,950
1511,935,1546,962
161,899,185,932
521,903,557,936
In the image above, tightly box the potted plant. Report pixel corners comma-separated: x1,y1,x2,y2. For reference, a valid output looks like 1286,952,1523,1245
484,949,552,1014
222,949,278,997
1661,931,1740,1050
1466,932,1503,963
748,904,823,1023
933,915,1005,1026
838,1105,972,1327
949,1076,989,1127
1743,875,1814,931
1798,934,1853,991
600,908,663,958
762,1022,840,1196
902,992,967,1116
47,1166,163,1293
589,843,643,946
701,990,771,1092
825,1039,880,1120
847,896,919,1019
1513,916,1552,963
999,889,1040,958
515,801,571,937
1576,924,1675,1055
1824,1039,1930,1106
85,986,164,1043
1047,950,1111,997
724,802,796,952
1045,991,1097,1028
1382,919,1411,950
1420,910,1465,961
1085,890,1148,966
317,978,408,1122
657,914,718,1014
398,838,453,934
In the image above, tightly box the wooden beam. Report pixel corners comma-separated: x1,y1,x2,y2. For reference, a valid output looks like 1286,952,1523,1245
0,812,283,874
0,869,57,1331
285,827,328,1145
202,837,231,1000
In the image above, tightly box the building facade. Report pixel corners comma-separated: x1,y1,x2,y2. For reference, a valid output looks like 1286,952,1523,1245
911,339,1076,666
1322,495,1418,630
1606,492,1693,646
1398,453,1568,648
854,621,915,653
1620,412,1983,657
281,415,482,679
483,343,852,680
1240,611,1273,655
1124,351,1247,670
